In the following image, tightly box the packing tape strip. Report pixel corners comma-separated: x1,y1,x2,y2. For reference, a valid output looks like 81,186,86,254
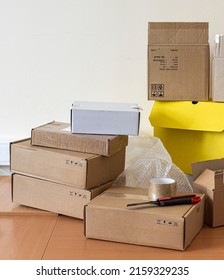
148,178,176,200
101,192,148,200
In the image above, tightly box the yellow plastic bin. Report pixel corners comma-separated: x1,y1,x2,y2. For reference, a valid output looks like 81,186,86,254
149,101,224,174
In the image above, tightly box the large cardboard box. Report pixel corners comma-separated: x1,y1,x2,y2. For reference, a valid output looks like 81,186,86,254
71,101,141,135
85,186,205,251
10,139,125,189
148,22,209,101
149,101,224,174
31,121,128,156
192,159,224,227
12,173,113,219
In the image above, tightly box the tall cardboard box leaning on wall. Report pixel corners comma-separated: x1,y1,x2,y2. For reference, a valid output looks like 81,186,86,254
212,34,224,101
148,22,209,101
149,101,224,174
192,158,224,227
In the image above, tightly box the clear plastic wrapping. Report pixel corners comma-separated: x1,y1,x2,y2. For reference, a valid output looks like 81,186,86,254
112,136,193,193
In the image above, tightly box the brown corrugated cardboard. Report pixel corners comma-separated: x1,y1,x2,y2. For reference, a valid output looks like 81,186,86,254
12,173,113,219
192,159,224,227
10,139,125,189
0,176,55,216
148,22,209,101
31,121,128,156
71,101,141,135
212,57,224,101
85,186,205,251
212,34,224,101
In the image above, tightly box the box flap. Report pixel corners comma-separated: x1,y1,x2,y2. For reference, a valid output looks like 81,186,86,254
194,169,224,191
184,194,205,248
148,22,208,45
149,101,224,132
194,169,215,191
192,158,224,179
72,101,141,113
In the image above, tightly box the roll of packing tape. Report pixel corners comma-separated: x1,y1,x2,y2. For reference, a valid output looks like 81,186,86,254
148,178,176,200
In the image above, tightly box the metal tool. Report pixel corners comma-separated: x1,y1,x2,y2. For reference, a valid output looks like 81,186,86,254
126,194,201,208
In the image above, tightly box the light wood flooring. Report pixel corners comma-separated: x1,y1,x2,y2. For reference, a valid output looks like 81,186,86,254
1,175,224,260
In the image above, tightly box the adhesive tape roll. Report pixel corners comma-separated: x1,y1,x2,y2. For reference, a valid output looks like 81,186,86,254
148,178,176,200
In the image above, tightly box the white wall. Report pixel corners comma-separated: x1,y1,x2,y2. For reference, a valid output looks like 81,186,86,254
0,0,224,144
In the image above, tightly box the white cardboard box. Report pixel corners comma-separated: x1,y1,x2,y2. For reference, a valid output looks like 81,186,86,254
71,101,141,135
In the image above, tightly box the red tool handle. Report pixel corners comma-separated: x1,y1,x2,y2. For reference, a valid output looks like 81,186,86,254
158,196,201,206
158,194,196,201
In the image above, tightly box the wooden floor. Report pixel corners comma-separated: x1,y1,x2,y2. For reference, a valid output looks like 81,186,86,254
1,175,224,260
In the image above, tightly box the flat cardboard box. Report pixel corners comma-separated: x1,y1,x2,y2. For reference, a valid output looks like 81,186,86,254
149,101,224,174
85,186,205,251
31,121,128,156
0,176,55,216
148,22,209,101
10,139,125,189
12,173,113,219
71,101,141,135
192,159,224,227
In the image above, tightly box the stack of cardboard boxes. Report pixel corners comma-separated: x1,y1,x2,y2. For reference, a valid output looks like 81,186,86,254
148,22,224,228
10,102,142,219
10,121,128,219
9,24,214,251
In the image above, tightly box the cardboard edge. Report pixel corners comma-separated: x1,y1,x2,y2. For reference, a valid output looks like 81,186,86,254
8,173,59,217
10,138,31,172
84,205,87,237
108,135,129,156
11,173,14,202
137,111,141,135
191,158,224,180
183,194,205,249
31,121,56,145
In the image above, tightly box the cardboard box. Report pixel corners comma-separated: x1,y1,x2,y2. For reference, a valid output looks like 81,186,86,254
0,175,55,215
192,159,224,227
12,173,113,219
85,186,205,251
212,58,224,101
212,35,224,101
149,101,224,174
71,101,141,135
10,139,125,189
148,22,209,101
31,121,128,156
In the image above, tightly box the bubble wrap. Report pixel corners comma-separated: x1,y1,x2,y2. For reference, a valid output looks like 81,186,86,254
113,136,193,193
